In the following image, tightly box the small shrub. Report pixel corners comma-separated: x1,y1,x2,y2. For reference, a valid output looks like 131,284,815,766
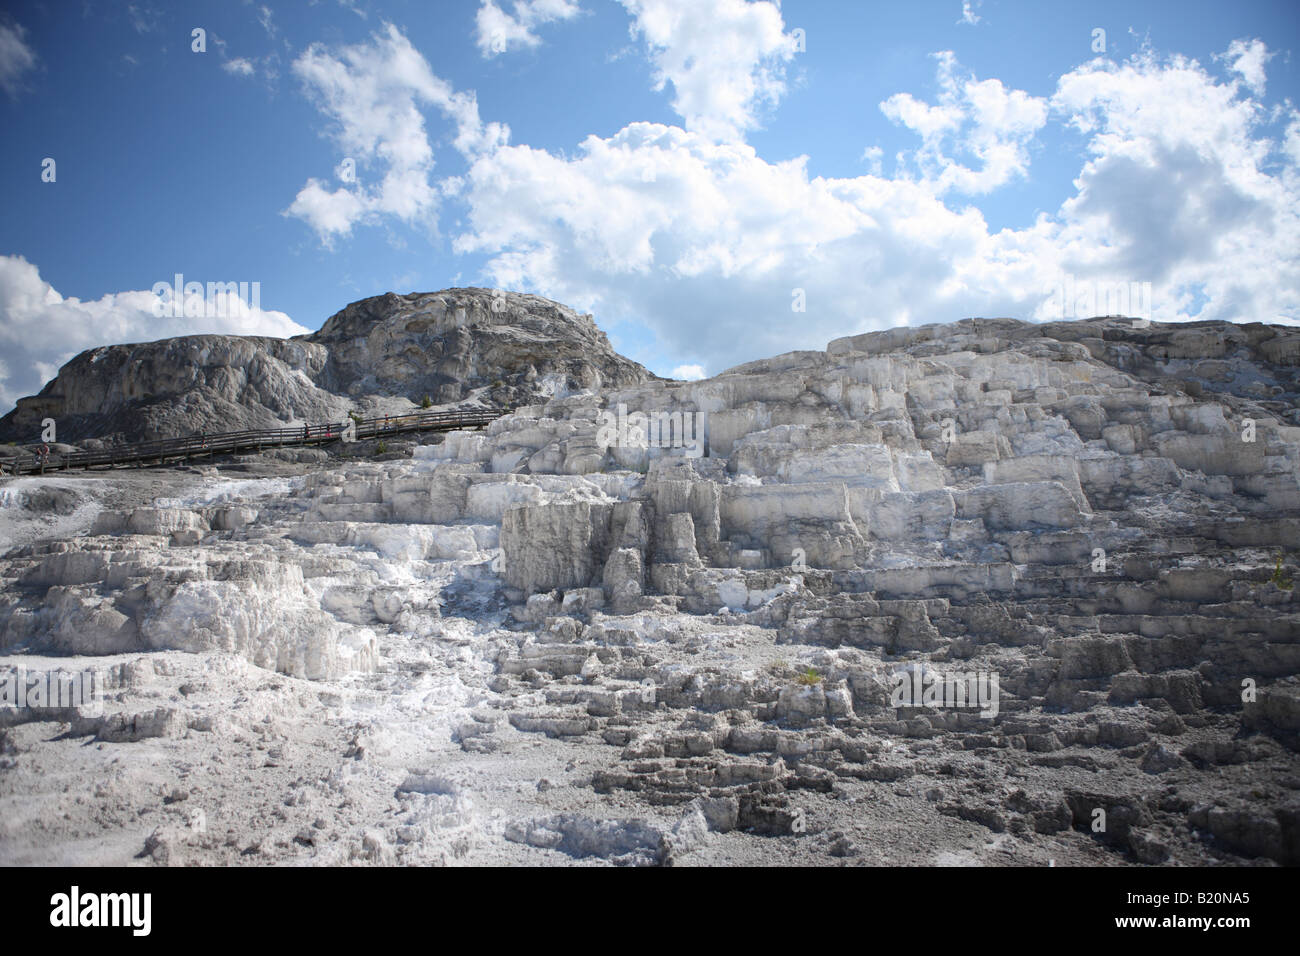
1270,553,1293,590
796,667,821,686
376,440,388,455
420,395,432,409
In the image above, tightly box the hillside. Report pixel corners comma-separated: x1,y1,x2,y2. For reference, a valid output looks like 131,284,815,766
1,311,1298,867
0,288,655,445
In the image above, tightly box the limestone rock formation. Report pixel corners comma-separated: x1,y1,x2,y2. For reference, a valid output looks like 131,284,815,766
0,288,654,444
2,312,1298,867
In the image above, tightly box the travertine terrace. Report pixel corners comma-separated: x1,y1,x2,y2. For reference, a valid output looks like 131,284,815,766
2,300,1298,867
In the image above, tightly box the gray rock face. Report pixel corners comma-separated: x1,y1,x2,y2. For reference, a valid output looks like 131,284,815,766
3,311,1300,867
0,288,653,444
2,335,338,444
311,290,649,405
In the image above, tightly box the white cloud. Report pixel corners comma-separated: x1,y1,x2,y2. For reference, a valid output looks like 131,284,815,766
958,1,981,26
451,49,1298,375
861,145,883,176
475,0,581,57
287,22,509,244
284,179,368,238
670,363,706,380
126,3,161,34
881,51,1048,195
619,0,796,142
1284,112,1300,170
1044,49,1297,322
453,122,1000,367
0,20,37,98
1222,38,1271,96
0,256,309,414
257,4,277,38
268,23,1298,377
223,57,256,77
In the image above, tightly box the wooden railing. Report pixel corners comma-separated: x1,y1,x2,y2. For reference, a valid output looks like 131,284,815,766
1,407,503,476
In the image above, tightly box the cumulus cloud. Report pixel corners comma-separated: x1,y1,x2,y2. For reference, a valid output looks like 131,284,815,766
881,51,1048,195
0,256,309,414
619,0,797,142
670,364,706,380
1221,38,1271,96
223,57,256,77
287,22,508,244
0,20,37,98
451,48,1298,375
475,0,581,57
453,121,999,368
958,1,981,26
1285,112,1300,170
271,23,1296,376
1045,48,1297,324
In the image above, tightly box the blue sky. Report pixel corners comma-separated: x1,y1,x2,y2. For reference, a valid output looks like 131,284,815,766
1,0,1298,412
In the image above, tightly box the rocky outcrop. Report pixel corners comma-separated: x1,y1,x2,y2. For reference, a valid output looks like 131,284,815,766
3,311,1299,867
309,290,649,406
0,288,654,444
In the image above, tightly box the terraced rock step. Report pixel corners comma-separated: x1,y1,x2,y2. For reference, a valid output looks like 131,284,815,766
1,313,1298,866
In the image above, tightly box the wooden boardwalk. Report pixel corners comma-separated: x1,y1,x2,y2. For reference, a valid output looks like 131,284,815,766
1,408,502,476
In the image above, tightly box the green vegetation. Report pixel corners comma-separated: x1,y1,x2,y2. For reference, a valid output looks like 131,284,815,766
376,440,388,455
796,667,822,686
1270,552,1293,590
420,395,432,409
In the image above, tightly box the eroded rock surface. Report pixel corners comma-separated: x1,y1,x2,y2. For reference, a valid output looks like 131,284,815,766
0,288,653,444
1,314,1298,866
